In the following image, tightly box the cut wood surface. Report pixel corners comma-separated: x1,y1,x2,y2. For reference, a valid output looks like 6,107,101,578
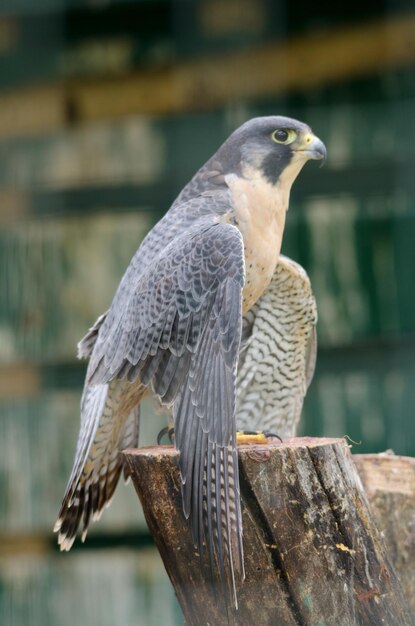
354,453,415,619
124,437,412,626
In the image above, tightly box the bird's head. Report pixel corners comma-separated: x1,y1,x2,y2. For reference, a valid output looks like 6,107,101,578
219,116,326,188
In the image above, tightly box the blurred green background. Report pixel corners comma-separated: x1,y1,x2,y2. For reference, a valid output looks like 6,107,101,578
0,1,414,625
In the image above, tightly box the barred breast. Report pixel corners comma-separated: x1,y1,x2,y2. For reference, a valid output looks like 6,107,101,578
236,255,317,437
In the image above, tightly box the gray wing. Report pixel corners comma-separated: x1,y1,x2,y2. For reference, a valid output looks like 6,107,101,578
88,220,245,602
76,170,231,359
237,255,317,437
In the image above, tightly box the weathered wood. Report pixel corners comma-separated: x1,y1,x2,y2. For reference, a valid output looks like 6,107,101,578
124,438,412,626
0,363,40,399
1,14,415,138
354,453,415,619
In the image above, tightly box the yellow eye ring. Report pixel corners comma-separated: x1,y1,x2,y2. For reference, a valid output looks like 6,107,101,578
271,129,297,144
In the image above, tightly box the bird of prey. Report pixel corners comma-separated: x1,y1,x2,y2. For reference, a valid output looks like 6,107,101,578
237,255,317,438
54,116,326,604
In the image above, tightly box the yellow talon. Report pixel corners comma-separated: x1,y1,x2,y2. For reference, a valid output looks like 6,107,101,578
236,431,269,445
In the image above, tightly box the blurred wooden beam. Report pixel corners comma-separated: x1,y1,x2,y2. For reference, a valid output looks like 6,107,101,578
0,84,67,138
0,190,28,223
1,13,415,138
0,533,51,557
0,363,40,399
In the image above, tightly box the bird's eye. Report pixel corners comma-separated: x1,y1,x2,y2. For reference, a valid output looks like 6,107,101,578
271,129,297,144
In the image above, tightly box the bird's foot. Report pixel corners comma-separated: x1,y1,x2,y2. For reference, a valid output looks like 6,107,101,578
157,426,175,445
157,427,282,445
236,430,283,445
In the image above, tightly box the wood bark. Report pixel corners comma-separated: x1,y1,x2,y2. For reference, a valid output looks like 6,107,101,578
124,438,412,626
354,452,415,620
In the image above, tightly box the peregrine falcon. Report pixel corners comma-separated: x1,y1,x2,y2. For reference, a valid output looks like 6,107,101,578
54,116,326,604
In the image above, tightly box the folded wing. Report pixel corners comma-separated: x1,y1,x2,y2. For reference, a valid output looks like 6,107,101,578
87,220,246,603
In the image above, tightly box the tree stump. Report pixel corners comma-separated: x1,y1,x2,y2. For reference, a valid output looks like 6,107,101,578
354,453,415,619
124,438,412,626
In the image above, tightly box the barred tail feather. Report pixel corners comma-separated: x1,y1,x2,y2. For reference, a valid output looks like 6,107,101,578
77,312,108,359
54,382,141,550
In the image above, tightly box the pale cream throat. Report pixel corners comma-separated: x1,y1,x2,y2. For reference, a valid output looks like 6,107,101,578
224,170,293,312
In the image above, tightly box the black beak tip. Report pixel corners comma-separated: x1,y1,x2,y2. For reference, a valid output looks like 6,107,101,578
317,146,327,167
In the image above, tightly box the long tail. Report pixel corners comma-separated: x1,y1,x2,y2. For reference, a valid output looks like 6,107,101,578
54,380,145,550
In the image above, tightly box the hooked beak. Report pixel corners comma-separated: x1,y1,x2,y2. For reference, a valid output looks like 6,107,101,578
294,133,327,166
